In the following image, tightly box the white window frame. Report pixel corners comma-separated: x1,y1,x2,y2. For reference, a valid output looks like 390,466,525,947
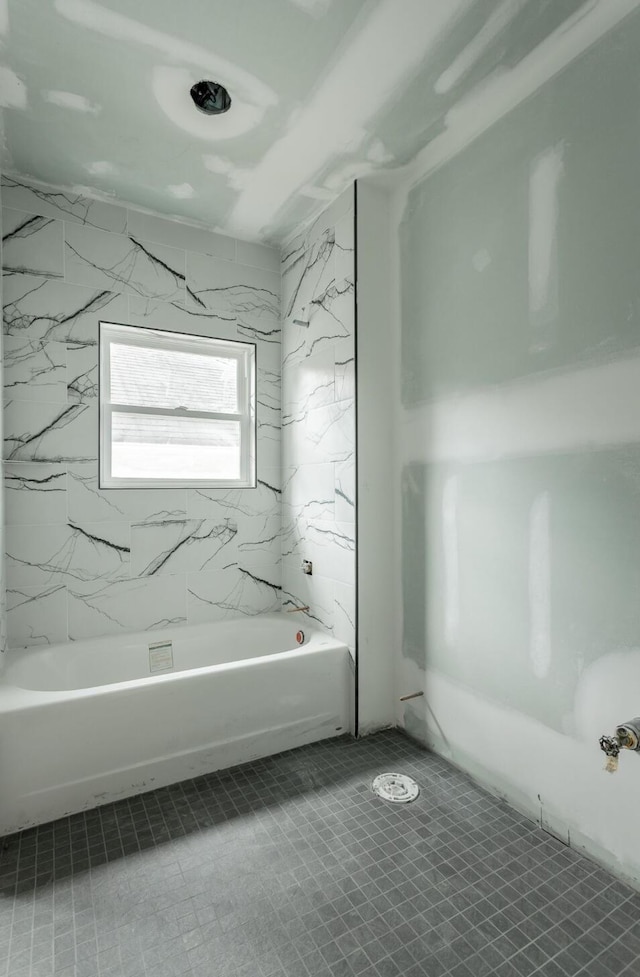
99,321,256,490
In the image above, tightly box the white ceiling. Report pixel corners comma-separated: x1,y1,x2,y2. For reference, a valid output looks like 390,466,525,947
0,0,621,243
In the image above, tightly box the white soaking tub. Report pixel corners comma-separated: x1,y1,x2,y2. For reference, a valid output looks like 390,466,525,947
0,613,351,835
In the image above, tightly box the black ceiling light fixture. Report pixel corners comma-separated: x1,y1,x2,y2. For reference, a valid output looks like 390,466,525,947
190,80,232,115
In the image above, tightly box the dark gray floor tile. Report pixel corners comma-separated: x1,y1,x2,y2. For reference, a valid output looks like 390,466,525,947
1,731,639,977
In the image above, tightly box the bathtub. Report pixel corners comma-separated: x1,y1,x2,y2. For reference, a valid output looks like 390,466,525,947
0,613,351,835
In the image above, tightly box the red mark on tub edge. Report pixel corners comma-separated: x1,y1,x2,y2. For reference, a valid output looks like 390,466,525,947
296,630,305,645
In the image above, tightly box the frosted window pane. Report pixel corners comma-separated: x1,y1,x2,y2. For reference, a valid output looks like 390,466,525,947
110,343,238,412
111,413,241,480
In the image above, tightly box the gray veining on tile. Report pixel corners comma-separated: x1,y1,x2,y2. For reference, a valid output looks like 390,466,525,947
2,207,64,279
65,224,186,304
280,185,356,657
1,176,127,233
2,179,283,648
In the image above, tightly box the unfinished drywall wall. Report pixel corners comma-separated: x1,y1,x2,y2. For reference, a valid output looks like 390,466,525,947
393,7,640,887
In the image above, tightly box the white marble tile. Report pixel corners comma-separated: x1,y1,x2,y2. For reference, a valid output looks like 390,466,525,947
7,583,68,648
3,273,127,345
186,253,280,345
4,337,67,403
256,422,281,473
283,465,335,521
232,521,282,567
1,179,293,650
280,217,312,272
258,366,281,412
6,520,130,589
67,463,186,524
283,277,354,369
281,227,336,332
249,392,257,482
1,176,127,232
282,187,353,270
65,224,186,304
4,401,97,462
335,459,355,523
334,210,355,285
128,293,241,342
127,209,235,261
186,481,281,566
257,367,281,443
66,520,131,587
68,576,187,639
310,520,355,586
307,520,355,586
283,399,354,468
5,462,67,526
281,563,335,632
281,225,306,272
281,510,354,587
280,227,307,274
280,193,356,651
187,563,281,625
256,467,282,494
282,347,335,422
5,523,70,588
236,239,280,273
2,208,64,278
334,580,356,659
66,343,98,402
280,507,304,564
255,340,282,376
335,352,355,403
131,518,240,576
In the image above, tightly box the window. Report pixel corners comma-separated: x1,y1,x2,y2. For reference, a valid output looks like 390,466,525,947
99,322,256,489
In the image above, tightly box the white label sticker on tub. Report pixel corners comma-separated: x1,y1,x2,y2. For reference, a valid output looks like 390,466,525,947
149,641,173,673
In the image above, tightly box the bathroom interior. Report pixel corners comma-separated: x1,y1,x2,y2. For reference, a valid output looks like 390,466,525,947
2,1,640,975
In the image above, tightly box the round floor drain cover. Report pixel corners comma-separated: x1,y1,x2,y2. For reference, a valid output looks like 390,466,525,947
372,772,420,803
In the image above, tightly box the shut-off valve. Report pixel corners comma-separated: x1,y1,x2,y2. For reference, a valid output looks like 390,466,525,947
599,718,640,773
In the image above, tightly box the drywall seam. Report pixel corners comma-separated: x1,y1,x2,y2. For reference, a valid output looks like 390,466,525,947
400,353,640,465
528,143,564,347
394,0,640,194
228,0,475,238
435,0,529,95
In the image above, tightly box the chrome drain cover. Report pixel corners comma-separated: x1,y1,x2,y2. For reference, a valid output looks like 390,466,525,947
372,772,420,804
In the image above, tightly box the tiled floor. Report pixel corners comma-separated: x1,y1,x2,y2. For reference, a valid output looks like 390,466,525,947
1,732,639,977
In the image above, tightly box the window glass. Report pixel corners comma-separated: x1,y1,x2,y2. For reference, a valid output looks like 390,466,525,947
99,321,255,489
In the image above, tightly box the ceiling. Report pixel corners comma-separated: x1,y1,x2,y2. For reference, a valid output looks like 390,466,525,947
0,0,615,243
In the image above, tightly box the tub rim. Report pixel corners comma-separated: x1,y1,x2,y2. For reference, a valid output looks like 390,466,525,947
0,617,347,704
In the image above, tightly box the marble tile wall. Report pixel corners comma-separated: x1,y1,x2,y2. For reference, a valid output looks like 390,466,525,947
0,180,5,653
280,187,356,657
1,177,282,646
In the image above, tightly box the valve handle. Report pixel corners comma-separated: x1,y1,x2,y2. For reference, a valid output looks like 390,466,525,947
599,734,621,758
